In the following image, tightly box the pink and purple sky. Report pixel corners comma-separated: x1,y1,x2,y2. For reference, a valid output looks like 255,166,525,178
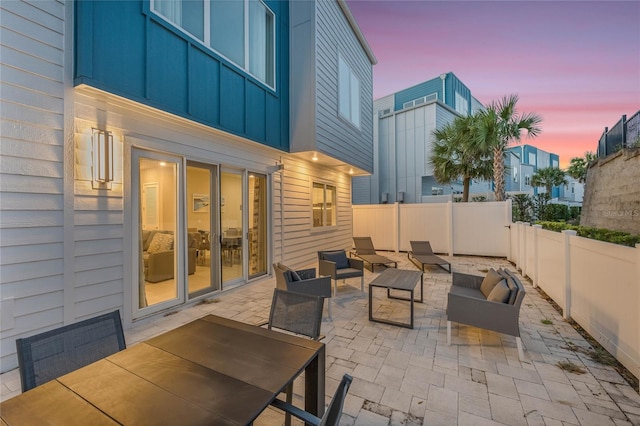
347,0,640,168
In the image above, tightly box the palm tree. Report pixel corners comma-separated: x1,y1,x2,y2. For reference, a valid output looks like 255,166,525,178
474,94,542,201
566,151,596,183
531,167,567,196
430,114,493,202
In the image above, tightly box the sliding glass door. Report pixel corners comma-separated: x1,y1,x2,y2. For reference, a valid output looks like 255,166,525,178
187,161,220,297
248,173,267,279
220,169,244,284
133,150,269,317
134,150,183,315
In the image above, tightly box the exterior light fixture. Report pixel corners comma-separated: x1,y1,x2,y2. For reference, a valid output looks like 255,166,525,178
349,168,354,175
92,128,114,189
312,153,318,161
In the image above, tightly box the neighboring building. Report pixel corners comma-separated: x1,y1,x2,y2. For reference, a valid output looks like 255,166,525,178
352,72,486,205
0,0,376,372
505,145,564,199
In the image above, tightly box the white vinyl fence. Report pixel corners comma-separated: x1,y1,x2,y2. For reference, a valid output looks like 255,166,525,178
510,222,640,383
352,201,512,257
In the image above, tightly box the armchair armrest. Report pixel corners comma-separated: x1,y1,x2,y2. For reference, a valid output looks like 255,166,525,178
287,276,331,298
347,258,364,271
447,292,521,336
318,259,336,278
452,272,484,289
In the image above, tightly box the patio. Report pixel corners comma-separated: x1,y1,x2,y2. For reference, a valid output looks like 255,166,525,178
2,253,639,425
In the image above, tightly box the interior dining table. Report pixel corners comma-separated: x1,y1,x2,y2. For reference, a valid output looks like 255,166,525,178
0,314,326,426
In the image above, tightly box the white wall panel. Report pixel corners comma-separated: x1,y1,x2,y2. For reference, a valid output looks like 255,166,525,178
452,202,509,256
569,238,638,378
398,203,448,253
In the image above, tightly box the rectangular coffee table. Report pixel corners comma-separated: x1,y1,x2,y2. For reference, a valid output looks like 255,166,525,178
369,268,423,329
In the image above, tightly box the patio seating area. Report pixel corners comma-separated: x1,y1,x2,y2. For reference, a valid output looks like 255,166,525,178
2,252,639,425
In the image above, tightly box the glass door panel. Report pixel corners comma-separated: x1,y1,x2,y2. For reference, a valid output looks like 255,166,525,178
187,162,220,297
221,170,244,283
135,151,182,315
248,173,267,278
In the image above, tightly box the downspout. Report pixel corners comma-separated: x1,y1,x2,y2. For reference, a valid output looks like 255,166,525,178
440,73,447,104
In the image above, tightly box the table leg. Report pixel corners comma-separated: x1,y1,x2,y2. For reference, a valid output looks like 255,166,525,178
305,345,325,424
410,289,414,329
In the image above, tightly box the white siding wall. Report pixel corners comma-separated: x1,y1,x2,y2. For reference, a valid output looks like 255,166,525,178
0,0,67,371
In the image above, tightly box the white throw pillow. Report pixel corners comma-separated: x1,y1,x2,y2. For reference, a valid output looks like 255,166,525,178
147,233,173,254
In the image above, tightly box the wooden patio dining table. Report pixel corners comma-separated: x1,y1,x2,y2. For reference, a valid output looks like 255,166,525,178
0,315,326,426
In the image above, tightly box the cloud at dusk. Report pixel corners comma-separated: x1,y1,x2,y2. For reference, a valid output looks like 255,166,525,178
347,0,640,167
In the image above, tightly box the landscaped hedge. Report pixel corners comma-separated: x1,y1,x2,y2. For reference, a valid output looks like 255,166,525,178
536,221,640,247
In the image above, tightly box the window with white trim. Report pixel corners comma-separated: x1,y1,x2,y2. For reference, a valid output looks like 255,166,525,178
312,183,336,227
338,55,360,128
455,92,468,115
152,0,275,88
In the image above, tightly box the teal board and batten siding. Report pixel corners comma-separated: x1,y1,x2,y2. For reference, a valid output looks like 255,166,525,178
313,1,374,173
0,0,67,371
394,73,471,116
74,0,289,151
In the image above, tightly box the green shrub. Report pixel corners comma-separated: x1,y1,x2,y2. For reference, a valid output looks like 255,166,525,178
546,204,570,221
535,222,639,247
569,206,581,219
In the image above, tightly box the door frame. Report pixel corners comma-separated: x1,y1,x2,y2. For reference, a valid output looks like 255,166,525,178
132,148,185,319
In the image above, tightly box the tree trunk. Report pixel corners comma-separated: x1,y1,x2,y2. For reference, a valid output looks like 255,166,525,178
462,176,470,202
493,146,505,201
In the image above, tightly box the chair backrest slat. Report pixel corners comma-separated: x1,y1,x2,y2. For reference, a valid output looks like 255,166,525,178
16,310,126,392
353,237,376,255
268,289,323,340
410,240,434,255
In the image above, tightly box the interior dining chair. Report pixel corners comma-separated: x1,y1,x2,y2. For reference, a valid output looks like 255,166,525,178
267,289,325,426
16,310,126,392
271,373,353,426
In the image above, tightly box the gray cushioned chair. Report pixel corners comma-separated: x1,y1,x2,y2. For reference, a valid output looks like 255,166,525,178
446,268,526,359
273,263,333,318
317,250,365,295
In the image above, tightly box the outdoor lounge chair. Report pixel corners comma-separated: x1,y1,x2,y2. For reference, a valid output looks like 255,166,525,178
351,237,397,272
408,240,451,273
16,310,126,392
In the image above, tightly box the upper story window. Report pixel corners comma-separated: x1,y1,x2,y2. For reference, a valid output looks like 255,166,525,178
338,55,360,128
454,92,468,115
152,0,275,88
312,182,336,227
513,168,518,182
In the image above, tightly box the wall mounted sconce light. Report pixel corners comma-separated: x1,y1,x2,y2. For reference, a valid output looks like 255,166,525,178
92,128,114,189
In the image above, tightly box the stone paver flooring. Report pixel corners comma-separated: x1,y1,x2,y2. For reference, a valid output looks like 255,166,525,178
1,253,639,425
